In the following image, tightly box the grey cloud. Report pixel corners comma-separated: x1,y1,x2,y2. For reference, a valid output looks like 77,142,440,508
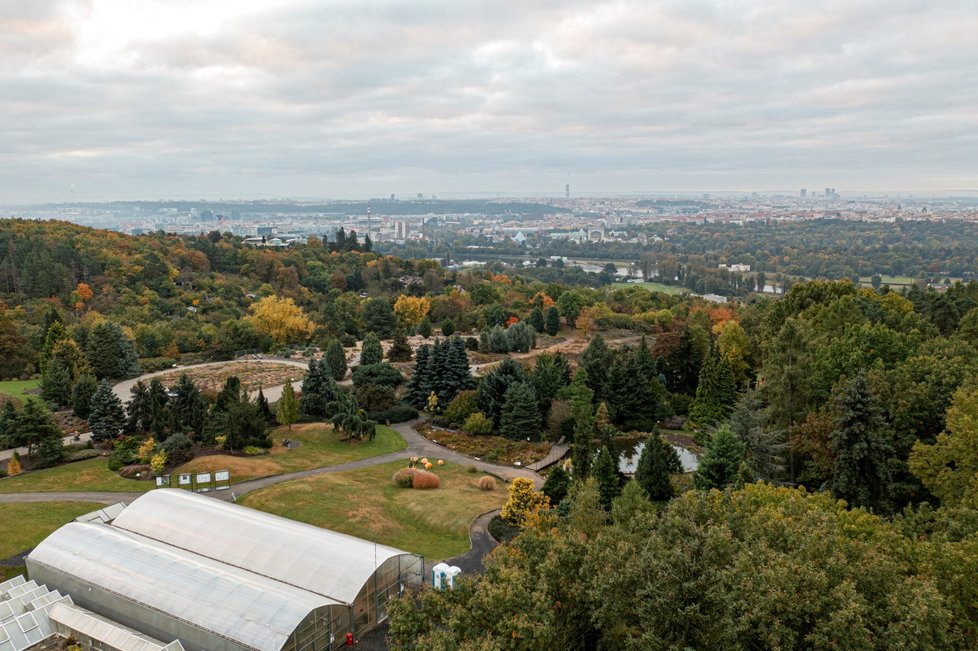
1,0,976,202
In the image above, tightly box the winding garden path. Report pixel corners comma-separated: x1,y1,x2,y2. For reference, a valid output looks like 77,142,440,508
0,418,536,571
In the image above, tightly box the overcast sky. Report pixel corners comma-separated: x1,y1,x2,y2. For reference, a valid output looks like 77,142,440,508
2,0,976,202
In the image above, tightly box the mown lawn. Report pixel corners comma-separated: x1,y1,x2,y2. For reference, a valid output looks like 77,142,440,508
611,281,688,295
0,502,104,558
0,379,40,399
0,457,154,494
240,460,505,560
174,423,406,484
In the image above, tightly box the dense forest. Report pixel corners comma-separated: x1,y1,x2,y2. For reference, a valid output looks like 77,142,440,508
3,218,978,647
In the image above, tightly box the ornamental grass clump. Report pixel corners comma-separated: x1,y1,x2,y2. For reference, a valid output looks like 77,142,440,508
393,467,418,488
477,476,496,491
412,470,441,490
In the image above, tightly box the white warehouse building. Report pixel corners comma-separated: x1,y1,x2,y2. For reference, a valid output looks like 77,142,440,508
22,489,424,651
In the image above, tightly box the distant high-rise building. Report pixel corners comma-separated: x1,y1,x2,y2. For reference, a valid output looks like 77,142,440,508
565,183,570,199
825,188,831,197
800,189,807,198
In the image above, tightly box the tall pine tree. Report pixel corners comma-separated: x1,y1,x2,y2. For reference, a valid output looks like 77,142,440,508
324,339,347,381
635,429,680,500
276,378,299,431
829,373,894,513
85,322,140,380
689,346,737,426
476,357,526,428
387,330,413,362
499,381,541,440
693,426,747,491
529,306,545,333
89,379,126,442
405,344,433,408
578,334,612,403
71,374,98,420
545,306,561,336
593,445,622,510
300,359,337,418
360,332,384,366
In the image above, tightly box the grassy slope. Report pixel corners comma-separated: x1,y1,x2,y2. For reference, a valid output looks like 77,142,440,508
0,424,404,493
0,502,104,558
240,460,505,560
175,423,406,484
0,379,40,399
0,457,154,494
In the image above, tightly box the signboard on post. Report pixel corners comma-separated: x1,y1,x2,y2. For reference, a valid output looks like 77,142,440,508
177,473,192,489
215,470,231,491
195,472,213,492
155,475,171,488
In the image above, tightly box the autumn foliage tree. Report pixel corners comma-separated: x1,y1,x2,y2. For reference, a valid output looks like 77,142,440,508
501,477,550,526
247,296,314,344
394,295,430,331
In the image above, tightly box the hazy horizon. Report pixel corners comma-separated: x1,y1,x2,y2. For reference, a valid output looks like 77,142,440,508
2,0,976,204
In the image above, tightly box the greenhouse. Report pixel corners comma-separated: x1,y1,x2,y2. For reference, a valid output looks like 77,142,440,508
26,490,425,651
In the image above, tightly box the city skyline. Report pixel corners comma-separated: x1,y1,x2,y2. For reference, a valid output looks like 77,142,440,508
2,0,976,203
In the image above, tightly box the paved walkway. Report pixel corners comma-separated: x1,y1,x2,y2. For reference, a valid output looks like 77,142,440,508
0,418,544,504
0,432,92,463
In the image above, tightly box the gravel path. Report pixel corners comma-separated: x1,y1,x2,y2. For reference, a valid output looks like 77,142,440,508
111,357,311,403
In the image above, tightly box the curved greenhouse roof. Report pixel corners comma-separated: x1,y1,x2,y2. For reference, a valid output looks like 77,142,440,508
111,489,415,605
28,523,339,651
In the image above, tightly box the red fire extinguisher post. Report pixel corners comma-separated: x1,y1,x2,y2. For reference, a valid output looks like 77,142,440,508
345,632,354,646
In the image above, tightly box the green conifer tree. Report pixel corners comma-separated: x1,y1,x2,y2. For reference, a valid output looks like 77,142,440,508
89,379,126,442
324,338,348,381
689,347,738,426
71,374,98,420
276,378,300,431
300,359,337,418
476,357,526,428
635,429,681,500
386,330,413,362
829,373,894,512
16,399,65,468
542,464,571,504
693,426,747,491
529,306,546,334
499,381,541,440
85,321,140,380
593,445,622,510
578,334,612,403
405,344,432,408
41,359,72,407
545,305,561,336
360,332,384,366
125,380,149,432
257,388,273,424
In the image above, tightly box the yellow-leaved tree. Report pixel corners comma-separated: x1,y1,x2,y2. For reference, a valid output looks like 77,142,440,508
501,477,550,526
393,295,430,330
247,296,314,344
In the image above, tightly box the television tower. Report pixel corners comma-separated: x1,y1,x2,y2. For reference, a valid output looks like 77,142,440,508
366,202,372,236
